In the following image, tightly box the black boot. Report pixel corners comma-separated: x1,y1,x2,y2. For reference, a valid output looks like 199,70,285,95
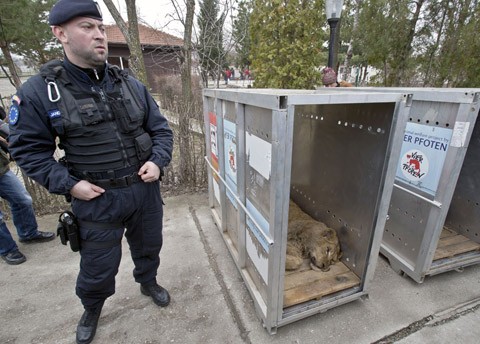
76,305,103,344
140,283,171,307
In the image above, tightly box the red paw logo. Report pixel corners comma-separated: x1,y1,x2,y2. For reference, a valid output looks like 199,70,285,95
401,150,429,181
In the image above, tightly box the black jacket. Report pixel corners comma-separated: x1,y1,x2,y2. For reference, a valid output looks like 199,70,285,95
8,58,173,195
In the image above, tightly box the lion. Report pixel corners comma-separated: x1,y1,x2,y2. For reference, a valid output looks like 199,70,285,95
286,200,342,272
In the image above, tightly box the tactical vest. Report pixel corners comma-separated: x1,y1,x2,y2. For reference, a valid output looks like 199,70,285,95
40,60,149,175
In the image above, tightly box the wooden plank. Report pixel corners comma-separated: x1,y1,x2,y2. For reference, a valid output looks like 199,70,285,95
284,262,351,290
440,227,457,239
434,241,480,260
437,233,471,248
283,271,360,308
434,227,480,260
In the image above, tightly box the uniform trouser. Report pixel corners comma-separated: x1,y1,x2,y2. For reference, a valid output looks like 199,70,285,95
71,180,163,309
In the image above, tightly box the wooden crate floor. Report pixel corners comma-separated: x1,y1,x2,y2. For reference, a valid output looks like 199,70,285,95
434,227,480,261
283,260,360,308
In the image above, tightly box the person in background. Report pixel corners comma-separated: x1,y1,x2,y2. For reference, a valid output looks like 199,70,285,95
0,105,55,265
0,105,6,122
224,67,232,84
244,67,250,80
321,67,353,87
8,0,173,343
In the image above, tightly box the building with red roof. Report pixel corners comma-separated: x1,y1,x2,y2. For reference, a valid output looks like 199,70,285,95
105,24,183,93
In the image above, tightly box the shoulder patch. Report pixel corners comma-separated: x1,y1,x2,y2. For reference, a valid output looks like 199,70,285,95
12,95,21,105
48,109,61,119
9,105,19,125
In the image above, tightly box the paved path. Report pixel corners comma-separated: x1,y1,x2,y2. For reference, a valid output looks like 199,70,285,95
1,192,479,343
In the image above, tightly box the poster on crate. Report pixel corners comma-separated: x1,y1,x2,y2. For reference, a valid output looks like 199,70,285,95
209,112,218,163
224,119,238,207
209,112,220,203
395,122,453,196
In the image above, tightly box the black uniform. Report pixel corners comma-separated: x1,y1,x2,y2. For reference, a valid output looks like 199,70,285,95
8,57,173,309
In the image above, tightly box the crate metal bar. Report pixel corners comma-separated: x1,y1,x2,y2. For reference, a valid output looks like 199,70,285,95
236,102,247,268
393,183,442,208
204,157,274,246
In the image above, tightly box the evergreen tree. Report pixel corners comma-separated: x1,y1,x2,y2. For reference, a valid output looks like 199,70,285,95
0,0,59,87
232,0,252,70
354,0,408,86
249,0,327,89
430,0,480,87
197,0,226,87
352,0,480,87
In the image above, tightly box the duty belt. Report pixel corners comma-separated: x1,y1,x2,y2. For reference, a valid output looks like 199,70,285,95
91,172,142,189
72,165,143,189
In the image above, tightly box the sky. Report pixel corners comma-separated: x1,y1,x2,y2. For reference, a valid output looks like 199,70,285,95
98,1,236,40
98,0,185,38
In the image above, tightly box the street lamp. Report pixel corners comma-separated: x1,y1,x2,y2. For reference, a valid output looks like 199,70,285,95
325,0,344,69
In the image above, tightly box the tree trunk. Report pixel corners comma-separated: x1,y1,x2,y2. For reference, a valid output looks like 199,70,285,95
181,0,193,104
103,0,149,87
178,0,195,184
343,0,362,82
124,0,148,85
394,0,425,86
423,1,447,86
0,44,22,89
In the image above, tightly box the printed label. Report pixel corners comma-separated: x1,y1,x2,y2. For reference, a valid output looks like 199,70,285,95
395,123,452,196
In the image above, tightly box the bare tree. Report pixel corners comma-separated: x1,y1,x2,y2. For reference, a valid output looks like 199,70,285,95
103,0,149,86
181,0,194,103
177,0,195,184
342,0,362,82
197,0,226,88
0,45,22,89
393,0,425,86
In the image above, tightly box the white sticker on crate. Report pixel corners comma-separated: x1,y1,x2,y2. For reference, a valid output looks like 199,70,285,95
246,133,271,180
451,121,470,148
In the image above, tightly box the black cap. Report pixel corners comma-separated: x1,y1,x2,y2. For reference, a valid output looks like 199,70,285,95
49,0,103,26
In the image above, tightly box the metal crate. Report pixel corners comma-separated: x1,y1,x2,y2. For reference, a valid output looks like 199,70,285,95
320,87,480,282
203,88,410,333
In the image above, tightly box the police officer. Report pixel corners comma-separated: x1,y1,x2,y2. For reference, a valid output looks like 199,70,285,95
8,0,173,343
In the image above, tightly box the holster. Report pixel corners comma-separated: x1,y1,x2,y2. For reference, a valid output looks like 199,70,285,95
57,211,80,252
